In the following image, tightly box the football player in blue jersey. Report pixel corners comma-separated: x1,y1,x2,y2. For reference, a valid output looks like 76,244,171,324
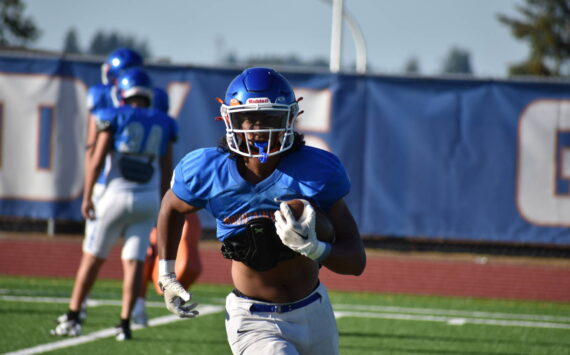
156,67,366,354
72,47,143,326
52,68,178,341
82,48,203,327
133,85,204,328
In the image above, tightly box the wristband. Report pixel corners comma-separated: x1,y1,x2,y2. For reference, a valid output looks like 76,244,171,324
158,259,176,276
311,242,332,262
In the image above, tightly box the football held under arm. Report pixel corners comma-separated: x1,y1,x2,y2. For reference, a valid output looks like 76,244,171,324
284,147,365,275
274,199,332,262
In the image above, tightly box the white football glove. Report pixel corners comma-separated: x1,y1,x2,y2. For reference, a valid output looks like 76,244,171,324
274,199,331,262
158,273,199,318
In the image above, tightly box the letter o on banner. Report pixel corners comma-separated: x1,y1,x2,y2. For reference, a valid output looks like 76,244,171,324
517,99,570,227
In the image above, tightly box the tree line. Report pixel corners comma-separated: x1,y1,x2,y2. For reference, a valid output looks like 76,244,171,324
1,0,568,77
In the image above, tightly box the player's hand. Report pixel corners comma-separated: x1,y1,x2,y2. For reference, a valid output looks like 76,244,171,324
274,199,331,261
81,199,95,220
158,273,199,318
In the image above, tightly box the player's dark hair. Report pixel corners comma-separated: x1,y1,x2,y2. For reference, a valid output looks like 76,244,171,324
217,132,306,159
124,95,151,108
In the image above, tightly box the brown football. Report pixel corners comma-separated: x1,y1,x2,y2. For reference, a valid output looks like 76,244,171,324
286,199,336,243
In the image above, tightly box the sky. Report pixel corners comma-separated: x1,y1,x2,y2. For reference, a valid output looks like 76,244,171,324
24,0,528,78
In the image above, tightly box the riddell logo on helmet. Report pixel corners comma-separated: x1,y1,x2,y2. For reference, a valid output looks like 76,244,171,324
246,98,270,104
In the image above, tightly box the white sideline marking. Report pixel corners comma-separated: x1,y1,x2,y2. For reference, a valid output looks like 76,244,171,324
4,294,569,326
4,292,568,323
334,311,570,329
333,303,570,323
3,305,224,355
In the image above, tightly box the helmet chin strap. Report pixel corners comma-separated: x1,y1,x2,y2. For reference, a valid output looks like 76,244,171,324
253,141,269,163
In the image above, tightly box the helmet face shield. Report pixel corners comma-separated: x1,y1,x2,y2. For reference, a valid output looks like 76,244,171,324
229,109,289,130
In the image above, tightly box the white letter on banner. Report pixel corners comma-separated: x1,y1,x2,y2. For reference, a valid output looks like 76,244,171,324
293,88,332,152
166,82,191,119
0,73,88,200
517,99,570,226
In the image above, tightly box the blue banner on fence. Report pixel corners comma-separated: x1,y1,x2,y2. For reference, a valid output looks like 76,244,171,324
1,52,569,245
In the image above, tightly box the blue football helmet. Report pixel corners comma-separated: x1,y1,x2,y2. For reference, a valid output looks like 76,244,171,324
101,48,144,85
220,67,300,161
116,68,153,104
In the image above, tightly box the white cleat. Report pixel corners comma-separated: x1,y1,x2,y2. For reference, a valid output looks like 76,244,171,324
51,317,81,337
115,325,132,341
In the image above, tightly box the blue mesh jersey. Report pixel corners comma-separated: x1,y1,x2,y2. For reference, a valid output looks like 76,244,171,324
171,146,351,240
88,84,171,183
87,83,117,113
96,106,178,190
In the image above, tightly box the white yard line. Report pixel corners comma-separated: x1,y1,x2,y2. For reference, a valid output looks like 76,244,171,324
333,303,570,322
334,310,570,329
3,305,224,355
5,289,567,322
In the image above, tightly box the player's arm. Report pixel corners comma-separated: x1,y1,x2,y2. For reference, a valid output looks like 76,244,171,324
156,189,201,318
82,130,111,219
319,198,366,275
157,190,199,260
83,114,98,191
85,114,98,157
159,142,173,199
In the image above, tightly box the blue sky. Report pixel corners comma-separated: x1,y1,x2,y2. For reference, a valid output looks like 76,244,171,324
25,0,527,77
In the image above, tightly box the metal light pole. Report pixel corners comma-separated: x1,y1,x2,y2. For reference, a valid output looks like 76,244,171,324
326,0,367,73
343,7,367,73
329,0,344,73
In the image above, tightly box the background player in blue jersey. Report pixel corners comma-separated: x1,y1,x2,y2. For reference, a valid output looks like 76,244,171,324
55,47,144,327
156,67,366,354
78,47,142,326
134,84,204,327
52,68,178,341
83,47,203,327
